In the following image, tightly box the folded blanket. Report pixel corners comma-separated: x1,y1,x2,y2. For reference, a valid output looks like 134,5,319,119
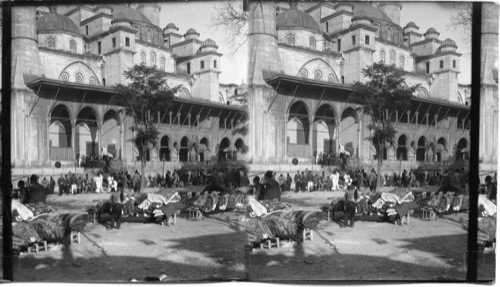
246,218,275,240
247,196,268,217
260,200,290,212
12,222,42,245
218,194,229,211
478,194,496,216
12,200,34,221
25,202,57,216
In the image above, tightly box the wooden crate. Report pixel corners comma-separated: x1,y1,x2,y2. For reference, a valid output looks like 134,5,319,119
303,228,314,241
27,241,48,254
161,213,177,226
260,238,280,250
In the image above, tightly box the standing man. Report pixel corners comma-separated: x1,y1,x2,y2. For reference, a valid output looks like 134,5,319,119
331,170,339,191
57,174,65,196
294,170,301,193
95,172,104,194
342,185,362,228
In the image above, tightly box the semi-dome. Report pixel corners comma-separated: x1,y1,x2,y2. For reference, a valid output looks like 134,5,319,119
164,23,178,30
95,4,152,25
440,38,457,48
425,27,439,35
404,22,419,29
276,9,321,32
350,2,393,23
184,28,200,35
36,13,81,35
202,38,218,47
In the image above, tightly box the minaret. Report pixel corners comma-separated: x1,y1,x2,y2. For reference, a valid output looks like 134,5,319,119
246,0,285,163
11,6,46,167
479,3,498,173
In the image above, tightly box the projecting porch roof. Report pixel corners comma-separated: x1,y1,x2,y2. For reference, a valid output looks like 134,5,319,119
25,77,248,123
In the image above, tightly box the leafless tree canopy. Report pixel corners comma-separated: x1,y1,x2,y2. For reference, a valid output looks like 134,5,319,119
449,3,472,48
211,2,248,55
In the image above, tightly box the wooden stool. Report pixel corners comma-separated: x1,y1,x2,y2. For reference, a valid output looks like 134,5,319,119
161,213,177,226
88,211,97,223
27,241,48,253
422,208,436,220
188,208,203,220
303,228,314,241
70,231,81,244
323,210,332,222
260,238,280,250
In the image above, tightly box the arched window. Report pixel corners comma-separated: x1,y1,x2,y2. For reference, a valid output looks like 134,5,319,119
140,51,146,65
328,73,337,83
416,87,429,98
285,33,295,45
387,27,392,41
150,52,156,67
160,57,166,71
299,69,308,79
380,50,386,63
89,77,97,85
70,39,77,53
399,55,405,68
47,37,56,49
75,72,84,84
60,72,69,82
147,29,152,42
309,36,316,50
314,69,323,81
390,50,396,65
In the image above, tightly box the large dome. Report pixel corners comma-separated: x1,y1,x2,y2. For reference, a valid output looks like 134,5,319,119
350,3,393,23
276,9,321,32
36,13,80,35
96,4,152,25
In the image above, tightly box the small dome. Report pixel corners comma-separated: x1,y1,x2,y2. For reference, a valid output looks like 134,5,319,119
96,4,152,25
202,38,218,48
404,22,419,29
276,9,321,32
351,2,393,23
440,38,457,48
185,28,200,36
164,23,178,30
425,27,439,35
37,13,80,35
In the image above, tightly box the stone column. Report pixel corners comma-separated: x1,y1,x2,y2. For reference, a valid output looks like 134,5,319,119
98,122,103,156
71,118,76,156
119,122,124,160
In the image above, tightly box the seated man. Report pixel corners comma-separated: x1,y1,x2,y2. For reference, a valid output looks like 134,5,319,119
261,171,281,201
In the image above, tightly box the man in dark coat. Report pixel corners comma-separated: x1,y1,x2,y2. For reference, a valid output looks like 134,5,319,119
49,176,56,194
261,171,281,201
57,174,65,196
294,171,301,193
26,174,47,204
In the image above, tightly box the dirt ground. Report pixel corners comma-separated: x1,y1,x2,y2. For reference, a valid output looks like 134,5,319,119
11,187,495,282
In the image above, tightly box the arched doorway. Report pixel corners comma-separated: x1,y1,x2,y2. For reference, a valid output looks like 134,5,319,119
180,137,189,162
436,137,447,162
234,138,247,161
199,137,209,162
456,138,469,161
287,101,310,144
397,135,408,160
417,136,426,161
340,107,358,158
314,104,336,156
102,109,121,159
76,106,99,159
49,104,72,160
160,135,170,161
220,137,231,161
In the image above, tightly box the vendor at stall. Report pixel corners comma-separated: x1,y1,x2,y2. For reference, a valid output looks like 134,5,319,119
261,171,281,201
25,174,47,204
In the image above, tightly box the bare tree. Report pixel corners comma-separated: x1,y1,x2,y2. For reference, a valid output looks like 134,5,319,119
449,3,472,49
211,2,248,55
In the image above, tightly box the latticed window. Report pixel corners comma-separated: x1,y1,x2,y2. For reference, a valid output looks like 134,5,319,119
160,57,166,70
89,77,97,85
380,50,386,63
314,69,322,81
399,55,405,68
390,50,396,65
60,72,69,82
309,36,316,50
328,73,337,83
75,73,84,83
47,37,56,49
299,69,308,78
285,33,295,45
140,51,146,65
70,39,77,53
150,52,156,67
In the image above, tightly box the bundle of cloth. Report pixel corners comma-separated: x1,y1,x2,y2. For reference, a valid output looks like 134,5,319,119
135,192,185,221
419,191,469,213
478,194,496,217
245,197,322,242
478,215,496,246
25,203,58,217
192,191,247,214
12,199,34,222
11,213,86,248
367,192,420,222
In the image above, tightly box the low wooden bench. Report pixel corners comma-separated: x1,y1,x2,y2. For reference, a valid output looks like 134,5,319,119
27,241,48,253
260,238,280,250
187,207,203,220
161,213,177,226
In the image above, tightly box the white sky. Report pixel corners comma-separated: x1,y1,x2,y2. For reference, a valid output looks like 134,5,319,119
158,1,471,85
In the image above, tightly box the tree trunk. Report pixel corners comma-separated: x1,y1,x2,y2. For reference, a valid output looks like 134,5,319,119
140,146,146,193
376,140,384,191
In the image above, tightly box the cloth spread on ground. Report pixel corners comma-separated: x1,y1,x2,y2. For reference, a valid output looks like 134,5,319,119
260,200,290,212
477,216,496,244
24,202,57,217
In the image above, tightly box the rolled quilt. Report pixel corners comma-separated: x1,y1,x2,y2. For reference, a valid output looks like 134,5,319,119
218,194,229,211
